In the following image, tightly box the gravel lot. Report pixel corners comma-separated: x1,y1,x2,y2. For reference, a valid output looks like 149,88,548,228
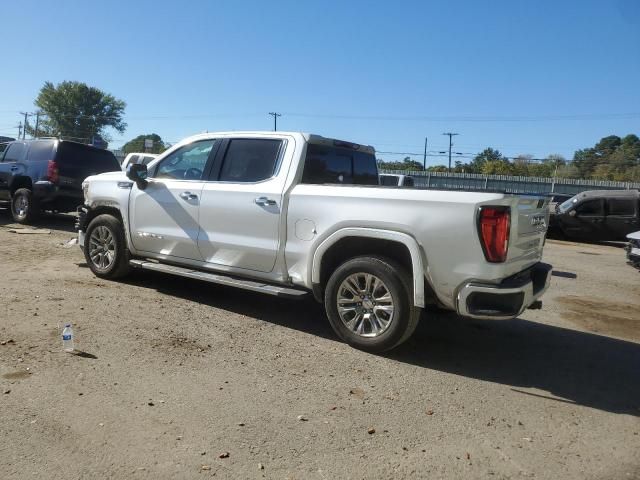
1,210,639,480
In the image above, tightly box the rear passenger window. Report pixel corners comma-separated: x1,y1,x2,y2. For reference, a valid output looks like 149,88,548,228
218,139,282,182
128,155,140,165
302,144,379,185
576,199,603,216
608,199,636,216
27,141,55,162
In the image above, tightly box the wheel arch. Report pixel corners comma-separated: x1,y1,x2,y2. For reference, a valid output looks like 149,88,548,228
311,228,426,307
9,176,33,195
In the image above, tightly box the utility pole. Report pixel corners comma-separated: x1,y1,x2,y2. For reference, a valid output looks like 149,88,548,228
268,112,281,131
20,112,30,139
34,112,41,138
423,137,428,171
442,132,459,172
17,122,23,139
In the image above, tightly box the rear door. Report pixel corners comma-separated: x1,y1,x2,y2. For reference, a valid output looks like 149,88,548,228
129,139,219,260
605,197,639,239
562,198,606,240
197,137,287,272
56,142,120,194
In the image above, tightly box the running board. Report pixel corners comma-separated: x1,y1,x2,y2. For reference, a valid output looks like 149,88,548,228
129,259,308,299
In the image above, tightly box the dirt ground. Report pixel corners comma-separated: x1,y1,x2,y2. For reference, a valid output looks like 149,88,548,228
1,210,639,480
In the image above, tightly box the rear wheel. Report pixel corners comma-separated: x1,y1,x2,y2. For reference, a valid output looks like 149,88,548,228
324,256,421,353
84,214,131,279
11,188,40,224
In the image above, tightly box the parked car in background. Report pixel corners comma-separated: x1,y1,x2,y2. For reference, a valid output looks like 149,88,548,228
0,138,121,223
550,189,640,241
626,231,640,269
379,173,415,187
77,131,551,352
121,152,158,171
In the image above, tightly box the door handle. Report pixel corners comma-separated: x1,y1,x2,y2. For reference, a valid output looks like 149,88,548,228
10,166,18,171
179,191,198,200
254,196,276,206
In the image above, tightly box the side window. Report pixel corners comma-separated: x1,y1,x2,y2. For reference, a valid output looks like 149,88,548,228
154,140,217,180
575,199,604,216
128,155,140,165
27,141,55,162
3,142,27,162
141,156,155,165
0,143,8,160
607,198,636,216
218,139,282,182
404,177,415,187
379,176,398,186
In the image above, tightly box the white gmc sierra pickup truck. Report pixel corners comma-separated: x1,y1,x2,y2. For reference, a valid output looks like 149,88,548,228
77,131,552,352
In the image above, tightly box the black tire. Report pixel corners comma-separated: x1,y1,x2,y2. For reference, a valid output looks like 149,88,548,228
11,188,40,224
324,256,421,353
84,214,131,279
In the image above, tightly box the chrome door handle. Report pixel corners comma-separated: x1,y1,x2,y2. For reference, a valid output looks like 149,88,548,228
254,196,276,206
179,191,198,200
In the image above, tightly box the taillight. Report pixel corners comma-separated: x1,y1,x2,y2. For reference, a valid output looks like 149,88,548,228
47,160,59,184
478,206,510,263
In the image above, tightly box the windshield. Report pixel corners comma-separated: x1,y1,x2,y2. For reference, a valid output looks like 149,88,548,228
558,195,579,214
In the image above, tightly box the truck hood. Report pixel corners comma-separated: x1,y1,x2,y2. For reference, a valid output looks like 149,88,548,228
85,171,129,183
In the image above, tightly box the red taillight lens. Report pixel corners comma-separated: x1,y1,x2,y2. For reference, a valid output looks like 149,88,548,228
478,207,510,263
47,160,59,184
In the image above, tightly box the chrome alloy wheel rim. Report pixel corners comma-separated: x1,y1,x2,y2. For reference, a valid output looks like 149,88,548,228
337,273,395,337
89,226,116,270
15,196,28,216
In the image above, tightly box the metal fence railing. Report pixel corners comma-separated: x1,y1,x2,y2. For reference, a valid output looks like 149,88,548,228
379,170,640,195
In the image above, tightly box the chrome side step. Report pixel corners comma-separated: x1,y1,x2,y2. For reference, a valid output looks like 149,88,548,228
129,259,308,299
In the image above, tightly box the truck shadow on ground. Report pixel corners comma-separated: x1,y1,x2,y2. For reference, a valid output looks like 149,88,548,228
124,270,640,417
0,207,77,233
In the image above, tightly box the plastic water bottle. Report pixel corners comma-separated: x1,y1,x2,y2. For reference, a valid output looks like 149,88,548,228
62,324,74,352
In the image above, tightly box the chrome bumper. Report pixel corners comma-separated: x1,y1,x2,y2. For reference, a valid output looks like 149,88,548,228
456,262,552,320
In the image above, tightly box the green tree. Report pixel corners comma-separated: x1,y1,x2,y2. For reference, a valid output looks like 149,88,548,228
482,159,514,175
469,148,504,173
28,81,126,144
122,134,167,154
378,157,425,171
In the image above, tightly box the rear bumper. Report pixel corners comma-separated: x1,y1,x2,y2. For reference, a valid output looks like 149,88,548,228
456,262,552,320
33,181,83,211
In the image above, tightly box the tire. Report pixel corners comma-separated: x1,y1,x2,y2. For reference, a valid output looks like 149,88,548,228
324,256,421,353
11,188,40,224
84,214,131,279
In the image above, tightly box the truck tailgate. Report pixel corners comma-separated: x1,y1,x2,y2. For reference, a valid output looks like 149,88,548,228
508,195,549,266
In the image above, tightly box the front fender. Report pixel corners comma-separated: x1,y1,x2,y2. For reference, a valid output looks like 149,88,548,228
310,227,426,307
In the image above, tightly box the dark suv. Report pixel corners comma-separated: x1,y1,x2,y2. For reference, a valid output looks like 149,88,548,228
0,138,121,223
550,189,640,241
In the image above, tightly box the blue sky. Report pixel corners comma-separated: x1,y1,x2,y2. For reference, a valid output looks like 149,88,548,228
1,0,638,165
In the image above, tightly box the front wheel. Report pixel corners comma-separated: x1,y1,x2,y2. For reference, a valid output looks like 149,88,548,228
324,256,421,353
84,214,131,279
11,188,40,224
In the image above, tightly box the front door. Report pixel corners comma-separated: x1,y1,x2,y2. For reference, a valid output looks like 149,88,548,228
0,142,28,201
128,139,219,260
561,198,606,240
197,137,287,273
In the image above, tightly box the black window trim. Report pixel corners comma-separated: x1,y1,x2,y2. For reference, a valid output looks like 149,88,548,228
207,137,287,184
148,138,221,182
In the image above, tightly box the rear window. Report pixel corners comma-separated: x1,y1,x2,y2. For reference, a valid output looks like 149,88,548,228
607,198,636,216
380,175,399,186
301,144,378,185
27,140,56,162
56,142,120,172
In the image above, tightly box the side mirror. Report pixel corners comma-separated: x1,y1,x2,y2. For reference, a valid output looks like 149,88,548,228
126,163,148,190
569,210,577,217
